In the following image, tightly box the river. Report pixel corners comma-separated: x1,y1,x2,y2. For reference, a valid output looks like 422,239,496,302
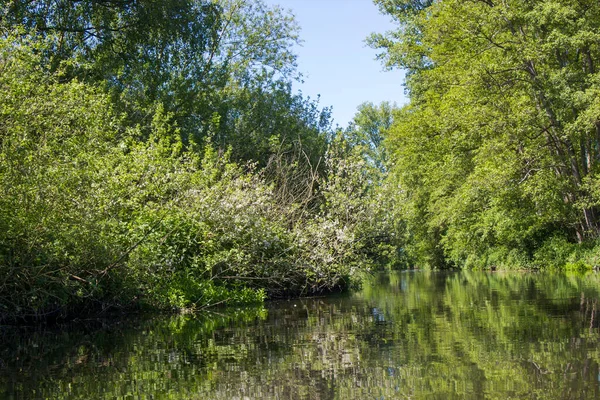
3,270,600,399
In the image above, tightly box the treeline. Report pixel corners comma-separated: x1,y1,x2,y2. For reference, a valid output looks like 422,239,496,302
372,0,600,270
0,0,400,322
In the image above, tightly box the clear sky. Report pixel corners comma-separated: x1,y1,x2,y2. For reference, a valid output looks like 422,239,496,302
264,0,408,128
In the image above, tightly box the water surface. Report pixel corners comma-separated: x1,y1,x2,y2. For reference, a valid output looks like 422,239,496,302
3,270,600,399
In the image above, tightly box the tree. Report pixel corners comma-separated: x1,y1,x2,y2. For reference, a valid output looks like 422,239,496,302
370,0,600,268
1,0,324,161
344,101,396,172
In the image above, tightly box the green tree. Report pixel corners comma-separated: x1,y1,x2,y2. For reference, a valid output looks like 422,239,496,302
370,0,600,268
345,101,396,172
1,0,329,164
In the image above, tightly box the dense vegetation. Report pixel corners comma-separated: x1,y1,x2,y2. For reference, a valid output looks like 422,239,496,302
3,0,600,322
0,0,398,322
371,0,600,269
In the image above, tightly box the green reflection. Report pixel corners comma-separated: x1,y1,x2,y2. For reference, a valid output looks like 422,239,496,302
3,271,600,399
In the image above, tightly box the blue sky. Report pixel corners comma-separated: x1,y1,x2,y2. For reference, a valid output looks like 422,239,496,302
264,0,408,127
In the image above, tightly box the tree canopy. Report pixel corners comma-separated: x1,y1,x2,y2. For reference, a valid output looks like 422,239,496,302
2,0,329,167
371,0,600,268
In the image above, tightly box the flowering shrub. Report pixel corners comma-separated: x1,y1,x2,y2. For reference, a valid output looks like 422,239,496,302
0,36,391,322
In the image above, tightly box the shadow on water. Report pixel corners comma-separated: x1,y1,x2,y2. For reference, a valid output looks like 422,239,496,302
3,270,600,399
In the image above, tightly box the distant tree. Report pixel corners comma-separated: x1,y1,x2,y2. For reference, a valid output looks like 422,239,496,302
344,101,396,172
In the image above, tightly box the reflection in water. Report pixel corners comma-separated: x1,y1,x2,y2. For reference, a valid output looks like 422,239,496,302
3,271,600,399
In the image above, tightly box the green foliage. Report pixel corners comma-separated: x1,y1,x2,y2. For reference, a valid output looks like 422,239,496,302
0,0,404,322
1,0,331,171
0,35,353,321
315,104,406,271
344,101,394,172
372,0,600,269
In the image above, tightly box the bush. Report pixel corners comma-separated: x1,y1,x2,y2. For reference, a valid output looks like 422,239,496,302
0,36,371,321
